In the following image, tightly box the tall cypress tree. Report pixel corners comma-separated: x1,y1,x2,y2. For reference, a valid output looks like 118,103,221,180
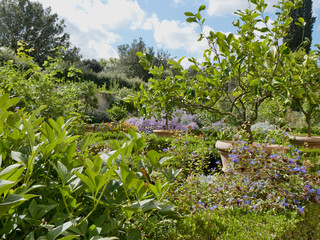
284,0,316,53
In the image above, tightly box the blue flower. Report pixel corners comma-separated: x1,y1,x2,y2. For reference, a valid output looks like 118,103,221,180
309,188,315,194
298,206,304,214
208,147,212,151
270,154,278,158
300,168,307,174
232,158,239,164
198,201,204,206
210,205,218,210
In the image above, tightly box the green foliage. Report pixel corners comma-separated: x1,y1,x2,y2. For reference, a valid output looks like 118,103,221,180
117,38,171,82
135,0,306,143
165,208,300,240
105,105,128,122
131,52,182,129
0,0,81,64
283,0,316,53
278,48,320,137
0,95,179,239
96,71,145,90
0,44,98,120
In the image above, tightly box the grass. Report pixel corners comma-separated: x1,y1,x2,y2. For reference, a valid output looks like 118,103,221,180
159,204,320,240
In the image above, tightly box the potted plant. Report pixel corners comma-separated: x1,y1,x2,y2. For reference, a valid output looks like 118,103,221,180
282,48,320,148
129,58,182,137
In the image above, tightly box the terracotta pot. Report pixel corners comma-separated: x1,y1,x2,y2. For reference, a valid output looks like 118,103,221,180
215,140,289,172
85,124,95,132
153,130,183,138
289,135,320,149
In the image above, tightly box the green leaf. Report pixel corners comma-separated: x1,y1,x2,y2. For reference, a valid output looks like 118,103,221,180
184,12,194,16
186,17,197,23
0,179,17,195
74,171,95,193
297,17,306,27
0,194,26,218
128,229,141,240
0,164,24,181
47,219,78,240
198,5,206,11
147,150,160,168
11,151,28,163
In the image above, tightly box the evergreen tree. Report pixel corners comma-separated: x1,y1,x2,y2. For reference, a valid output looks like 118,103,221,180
0,0,81,64
284,0,316,53
116,38,171,81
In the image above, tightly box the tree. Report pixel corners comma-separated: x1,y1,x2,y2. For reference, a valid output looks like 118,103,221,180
82,59,104,73
116,38,171,81
284,0,316,53
0,0,81,64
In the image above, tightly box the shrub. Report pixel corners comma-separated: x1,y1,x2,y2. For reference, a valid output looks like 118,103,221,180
0,46,98,120
0,94,180,239
106,105,128,122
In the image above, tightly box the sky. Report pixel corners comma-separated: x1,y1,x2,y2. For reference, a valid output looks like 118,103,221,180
31,0,320,67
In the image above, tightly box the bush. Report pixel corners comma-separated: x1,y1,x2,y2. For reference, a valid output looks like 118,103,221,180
106,105,128,122
97,71,145,90
0,94,179,239
0,47,98,120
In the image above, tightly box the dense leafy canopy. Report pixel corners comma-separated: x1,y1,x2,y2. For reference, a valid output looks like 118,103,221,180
117,38,171,82
0,0,81,64
284,0,316,53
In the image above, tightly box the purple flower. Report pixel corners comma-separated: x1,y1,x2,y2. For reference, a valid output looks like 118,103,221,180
298,206,304,214
210,205,218,210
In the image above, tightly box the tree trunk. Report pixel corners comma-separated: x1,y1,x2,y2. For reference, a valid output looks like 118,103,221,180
306,115,312,137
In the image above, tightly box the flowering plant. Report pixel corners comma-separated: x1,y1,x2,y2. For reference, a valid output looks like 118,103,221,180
170,140,320,215
126,110,199,133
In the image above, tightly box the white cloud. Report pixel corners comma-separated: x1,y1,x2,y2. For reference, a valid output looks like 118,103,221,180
31,0,147,60
148,15,210,56
207,0,279,16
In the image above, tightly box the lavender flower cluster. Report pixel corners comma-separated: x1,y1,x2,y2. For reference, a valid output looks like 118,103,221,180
126,110,199,133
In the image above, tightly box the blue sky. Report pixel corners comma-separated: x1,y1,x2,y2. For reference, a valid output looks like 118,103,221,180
32,0,320,67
